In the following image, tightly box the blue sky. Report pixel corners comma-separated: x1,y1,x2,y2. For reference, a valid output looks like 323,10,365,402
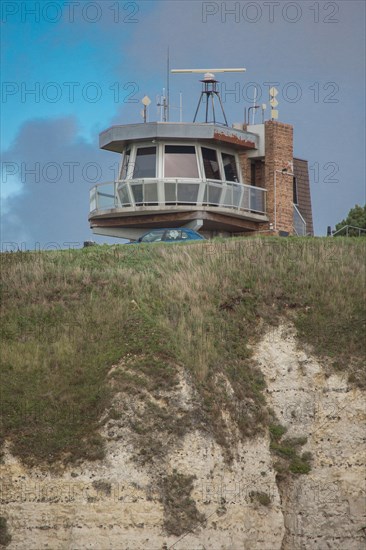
1,0,365,249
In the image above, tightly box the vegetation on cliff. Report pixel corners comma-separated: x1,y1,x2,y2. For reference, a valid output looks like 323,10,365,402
1,237,364,467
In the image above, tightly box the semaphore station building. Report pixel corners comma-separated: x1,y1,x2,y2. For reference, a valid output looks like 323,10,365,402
89,71,313,241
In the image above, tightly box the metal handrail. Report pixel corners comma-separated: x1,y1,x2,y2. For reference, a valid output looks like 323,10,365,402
293,204,307,236
90,179,267,215
332,225,366,237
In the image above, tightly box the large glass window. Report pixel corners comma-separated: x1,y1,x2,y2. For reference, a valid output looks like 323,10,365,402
164,145,199,178
121,149,130,180
133,147,156,178
202,147,221,180
222,153,239,182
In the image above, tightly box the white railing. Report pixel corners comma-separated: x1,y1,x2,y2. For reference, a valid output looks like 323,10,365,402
293,204,307,236
89,181,117,211
89,179,267,216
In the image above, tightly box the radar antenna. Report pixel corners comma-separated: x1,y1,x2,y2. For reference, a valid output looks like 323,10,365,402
171,68,246,126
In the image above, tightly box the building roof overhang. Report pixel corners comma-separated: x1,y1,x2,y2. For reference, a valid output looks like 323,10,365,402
99,122,259,153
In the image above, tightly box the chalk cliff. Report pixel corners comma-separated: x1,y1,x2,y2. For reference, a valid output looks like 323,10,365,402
1,325,365,549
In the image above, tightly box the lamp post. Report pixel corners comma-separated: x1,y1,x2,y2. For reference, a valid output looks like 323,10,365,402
274,168,294,231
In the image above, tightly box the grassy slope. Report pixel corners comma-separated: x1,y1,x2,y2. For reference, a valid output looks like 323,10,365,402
0,237,365,465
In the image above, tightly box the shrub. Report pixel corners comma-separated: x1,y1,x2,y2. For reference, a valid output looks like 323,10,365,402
250,491,271,507
0,517,11,547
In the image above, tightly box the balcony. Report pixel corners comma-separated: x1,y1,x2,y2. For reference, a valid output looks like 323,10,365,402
293,204,307,236
89,179,267,219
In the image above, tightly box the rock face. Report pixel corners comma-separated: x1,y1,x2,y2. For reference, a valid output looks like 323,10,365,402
1,325,365,549
257,325,366,550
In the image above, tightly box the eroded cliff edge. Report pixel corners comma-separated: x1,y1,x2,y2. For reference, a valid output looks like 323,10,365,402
1,324,365,549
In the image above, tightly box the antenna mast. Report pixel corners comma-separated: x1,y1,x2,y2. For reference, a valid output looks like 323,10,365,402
167,47,170,122
171,68,246,126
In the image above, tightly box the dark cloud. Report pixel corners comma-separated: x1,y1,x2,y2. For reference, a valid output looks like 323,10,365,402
1,0,365,242
1,116,118,249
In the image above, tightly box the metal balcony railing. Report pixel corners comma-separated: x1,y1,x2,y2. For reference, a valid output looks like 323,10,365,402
293,204,307,236
331,225,366,237
89,179,267,216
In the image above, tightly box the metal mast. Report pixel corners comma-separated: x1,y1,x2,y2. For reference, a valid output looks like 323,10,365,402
171,68,246,126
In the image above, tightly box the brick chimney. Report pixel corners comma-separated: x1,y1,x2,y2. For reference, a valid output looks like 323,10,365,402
264,120,294,235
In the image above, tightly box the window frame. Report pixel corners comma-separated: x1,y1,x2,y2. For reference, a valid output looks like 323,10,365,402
221,151,240,183
132,145,157,179
163,143,201,180
200,146,242,184
120,148,131,180
119,142,243,184
201,146,222,181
